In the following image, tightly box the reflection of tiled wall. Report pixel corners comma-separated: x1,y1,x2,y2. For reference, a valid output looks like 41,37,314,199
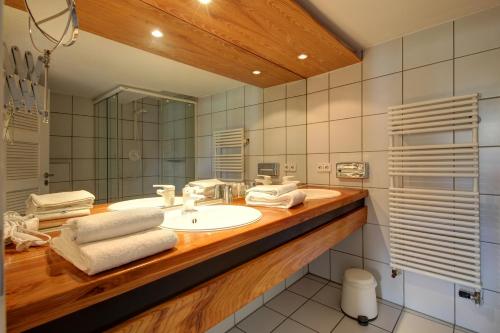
203,7,500,332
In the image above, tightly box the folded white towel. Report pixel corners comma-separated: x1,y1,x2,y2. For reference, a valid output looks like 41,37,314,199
35,208,92,221
245,189,306,209
26,190,95,210
65,208,164,244
247,183,298,197
51,227,178,275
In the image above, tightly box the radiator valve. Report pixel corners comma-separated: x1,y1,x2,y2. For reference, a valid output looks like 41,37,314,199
458,289,482,305
391,269,401,278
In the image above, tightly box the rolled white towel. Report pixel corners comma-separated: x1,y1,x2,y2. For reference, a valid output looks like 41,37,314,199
246,183,298,197
245,189,306,209
51,227,178,275
26,190,95,211
65,208,164,244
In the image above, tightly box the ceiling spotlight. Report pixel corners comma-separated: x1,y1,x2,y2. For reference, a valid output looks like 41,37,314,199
198,0,212,4
252,70,261,75
151,29,163,38
298,53,308,60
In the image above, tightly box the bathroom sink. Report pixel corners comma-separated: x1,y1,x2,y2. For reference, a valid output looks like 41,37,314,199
107,197,183,211
301,188,341,200
161,205,262,232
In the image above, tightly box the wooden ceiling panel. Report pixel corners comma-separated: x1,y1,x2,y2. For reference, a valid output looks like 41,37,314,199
5,0,301,87
141,0,361,77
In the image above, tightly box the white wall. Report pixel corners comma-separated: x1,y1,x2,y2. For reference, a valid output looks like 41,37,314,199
198,6,500,332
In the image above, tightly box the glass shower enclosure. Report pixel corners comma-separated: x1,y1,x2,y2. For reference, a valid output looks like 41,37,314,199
94,88,195,203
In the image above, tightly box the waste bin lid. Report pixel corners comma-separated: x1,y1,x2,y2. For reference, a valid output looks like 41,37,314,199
344,268,377,288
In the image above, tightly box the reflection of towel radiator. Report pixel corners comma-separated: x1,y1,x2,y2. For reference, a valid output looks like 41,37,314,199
213,128,244,181
388,94,481,289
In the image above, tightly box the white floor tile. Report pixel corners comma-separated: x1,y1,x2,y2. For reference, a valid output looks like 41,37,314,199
311,284,342,310
394,311,453,333
225,327,244,333
291,300,344,333
273,319,316,333
263,280,286,303
265,290,307,316
333,317,388,333
286,267,308,287
305,274,329,285
235,296,263,323
370,302,401,332
237,307,285,333
287,277,325,298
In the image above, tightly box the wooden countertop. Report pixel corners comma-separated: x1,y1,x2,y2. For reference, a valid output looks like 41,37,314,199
5,187,368,332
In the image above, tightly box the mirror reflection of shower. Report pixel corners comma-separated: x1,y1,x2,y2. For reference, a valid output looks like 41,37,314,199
94,87,195,203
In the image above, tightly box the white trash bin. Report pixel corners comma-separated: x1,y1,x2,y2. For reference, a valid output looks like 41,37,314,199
340,268,378,325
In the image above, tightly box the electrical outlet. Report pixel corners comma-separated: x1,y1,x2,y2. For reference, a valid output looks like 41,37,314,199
289,162,297,172
316,163,324,172
316,162,330,173
323,162,331,172
283,163,290,172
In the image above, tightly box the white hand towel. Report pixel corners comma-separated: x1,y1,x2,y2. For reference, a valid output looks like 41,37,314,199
246,183,298,197
35,208,92,221
66,208,164,244
51,227,178,275
245,189,306,209
188,179,225,188
26,190,95,210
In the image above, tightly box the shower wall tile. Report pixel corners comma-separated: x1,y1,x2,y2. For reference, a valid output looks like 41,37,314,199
330,118,361,153
286,79,306,98
244,104,264,130
227,86,244,110
362,38,402,79
455,48,500,99
362,73,402,116
73,115,94,137
286,125,307,155
264,100,286,129
197,114,212,136
329,82,362,120
227,107,244,129
362,114,388,151
212,111,227,132
403,60,453,103
307,72,329,93
286,95,307,126
50,113,72,136
51,93,73,114
307,90,329,123
264,84,286,102
330,63,361,88
198,96,212,115
263,127,286,155
245,130,263,156
212,92,227,113
244,85,263,106
307,122,329,154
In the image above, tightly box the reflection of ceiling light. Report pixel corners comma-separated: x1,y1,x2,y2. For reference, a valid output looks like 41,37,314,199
151,29,163,38
252,70,261,75
198,0,212,4
298,53,308,60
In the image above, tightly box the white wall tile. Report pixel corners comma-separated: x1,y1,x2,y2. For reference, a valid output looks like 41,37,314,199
50,163,71,182
227,107,244,129
363,38,402,80
366,188,389,225
264,100,286,128
479,98,500,146
143,176,158,194
245,155,263,181
307,154,330,185
307,122,329,154
144,122,159,140
143,140,159,159
286,95,307,126
245,85,263,106
330,83,362,120
235,296,263,323
479,147,500,195
212,111,227,132
363,224,390,263
264,127,286,155
403,22,453,69
330,250,363,283
287,79,307,98
364,260,404,305
245,130,263,156
197,114,212,136
334,228,362,256
307,90,329,123
227,86,244,110
244,104,264,130
308,251,330,279
196,158,212,179
307,72,329,93
73,115,94,137
196,136,212,158
363,151,389,188
480,195,500,244
363,114,388,151
73,180,96,194
404,271,455,322
197,96,212,115
363,73,402,116
286,125,306,155
73,96,94,116
481,242,500,292
455,289,500,333
330,118,361,153
286,154,307,183
403,60,453,104
212,92,227,113
455,6,500,57
72,137,94,158
455,48,500,99
72,159,95,181
143,159,159,177
51,93,72,114
330,152,363,188
264,84,286,102
122,159,142,178
330,63,361,88
50,113,72,136
50,181,72,193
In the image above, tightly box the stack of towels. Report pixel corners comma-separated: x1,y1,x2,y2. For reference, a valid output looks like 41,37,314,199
51,208,178,275
245,183,306,209
26,190,95,221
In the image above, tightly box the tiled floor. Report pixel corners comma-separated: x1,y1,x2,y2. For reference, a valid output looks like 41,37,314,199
220,274,475,333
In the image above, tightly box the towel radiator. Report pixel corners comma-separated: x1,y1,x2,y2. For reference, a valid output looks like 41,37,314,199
213,128,244,182
388,94,481,289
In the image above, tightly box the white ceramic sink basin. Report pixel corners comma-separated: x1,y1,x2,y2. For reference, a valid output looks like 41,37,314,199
301,188,341,200
161,205,262,232
107,197,183,211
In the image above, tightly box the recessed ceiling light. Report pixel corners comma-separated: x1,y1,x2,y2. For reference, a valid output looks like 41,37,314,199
298,53,308,60
151,29,163,38
198,0,212,4
252,70,261,75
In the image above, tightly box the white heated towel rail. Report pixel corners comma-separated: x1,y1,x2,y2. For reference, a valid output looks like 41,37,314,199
388,94,481,289
213,128,244,181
